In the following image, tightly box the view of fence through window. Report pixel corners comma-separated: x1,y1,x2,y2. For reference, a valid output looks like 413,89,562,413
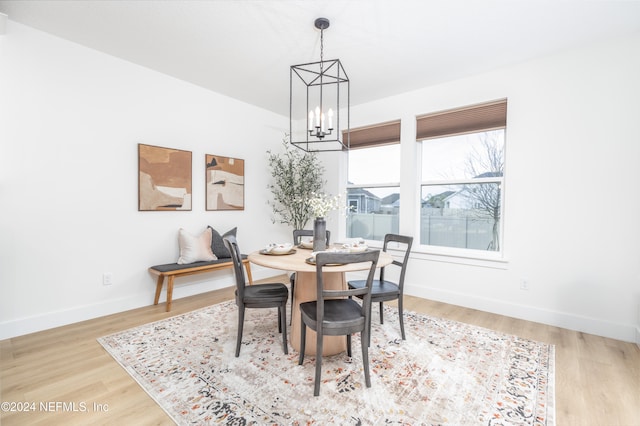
346,129,505,251
347,144,400,240
420,130,504,251
346,186,400,240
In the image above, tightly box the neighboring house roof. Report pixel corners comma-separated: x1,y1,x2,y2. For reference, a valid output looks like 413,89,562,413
423,190,456,207
381,193,400,205
348,188,380,200
421,171,501,207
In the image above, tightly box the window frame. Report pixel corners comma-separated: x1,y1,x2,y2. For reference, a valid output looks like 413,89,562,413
345,120,402,243
416,100,507,261
417,161,506,260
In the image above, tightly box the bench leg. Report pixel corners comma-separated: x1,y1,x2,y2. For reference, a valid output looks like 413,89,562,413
244,261,253,284
166,276,175,312
154,275,164,305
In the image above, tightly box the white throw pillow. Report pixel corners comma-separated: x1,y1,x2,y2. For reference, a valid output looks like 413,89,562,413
177,227,217,264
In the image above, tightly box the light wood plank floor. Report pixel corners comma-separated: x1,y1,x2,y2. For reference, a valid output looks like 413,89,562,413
1,276,638,425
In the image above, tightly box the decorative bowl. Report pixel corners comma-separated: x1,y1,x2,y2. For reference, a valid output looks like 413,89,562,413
270,243,293,254
299,239,314,249
341,242,368,253
348,244,368,253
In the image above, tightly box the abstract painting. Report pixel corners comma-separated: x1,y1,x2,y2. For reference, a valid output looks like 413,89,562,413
205,154,244,210
138,144,192,211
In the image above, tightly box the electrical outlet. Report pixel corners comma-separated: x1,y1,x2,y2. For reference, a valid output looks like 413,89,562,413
103,272,113,286
519,278,530,291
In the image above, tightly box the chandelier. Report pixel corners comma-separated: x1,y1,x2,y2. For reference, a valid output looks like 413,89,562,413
290,17,350,152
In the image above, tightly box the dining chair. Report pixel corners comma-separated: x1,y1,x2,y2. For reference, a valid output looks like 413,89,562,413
293,229,331,246
348,234,413,344
223,235,289,357
289,229,331,324
298,249,380,396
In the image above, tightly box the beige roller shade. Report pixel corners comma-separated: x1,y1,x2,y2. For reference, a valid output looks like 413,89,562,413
343,119,401,150
416,99,507,141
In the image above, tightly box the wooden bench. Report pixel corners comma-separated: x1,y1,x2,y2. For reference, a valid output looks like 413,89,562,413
150,256,253,312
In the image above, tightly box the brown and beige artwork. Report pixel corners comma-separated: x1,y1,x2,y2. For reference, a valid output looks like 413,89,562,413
206,154,244,210
138,144,192,211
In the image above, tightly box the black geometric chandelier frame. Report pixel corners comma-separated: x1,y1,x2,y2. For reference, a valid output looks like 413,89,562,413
290,17,350,152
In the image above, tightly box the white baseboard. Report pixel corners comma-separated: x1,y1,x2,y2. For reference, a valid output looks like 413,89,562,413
4,269,635,345
0,267,277,341
404,283,638,344
0,293,153,341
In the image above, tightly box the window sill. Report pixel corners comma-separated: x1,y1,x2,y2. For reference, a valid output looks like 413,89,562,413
412,246,508,269
365,241,509,270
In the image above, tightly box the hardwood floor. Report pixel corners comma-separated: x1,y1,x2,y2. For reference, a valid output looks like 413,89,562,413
1,276,638,425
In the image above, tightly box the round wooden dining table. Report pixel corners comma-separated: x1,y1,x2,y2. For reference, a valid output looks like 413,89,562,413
248,246,392,356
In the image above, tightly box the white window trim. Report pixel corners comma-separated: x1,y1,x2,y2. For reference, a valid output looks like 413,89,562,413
342,116,508,268
346,182,401,190
415,139,507,264
421,177,503,186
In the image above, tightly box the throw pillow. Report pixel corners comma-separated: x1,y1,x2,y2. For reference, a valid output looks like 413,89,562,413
208,226,237,259
177,227,217,264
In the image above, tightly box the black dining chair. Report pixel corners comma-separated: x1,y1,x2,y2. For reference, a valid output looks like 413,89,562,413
223,235,289,357
348,234,413,344
293,229,331,247
298,250,380,396
289,229,331,324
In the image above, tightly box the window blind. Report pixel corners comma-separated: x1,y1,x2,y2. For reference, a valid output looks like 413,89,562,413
342,119,401,150
416,99,507,141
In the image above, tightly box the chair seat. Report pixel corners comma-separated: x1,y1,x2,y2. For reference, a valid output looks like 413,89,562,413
241,283,288,304
300,299,365,334
349,279,400,300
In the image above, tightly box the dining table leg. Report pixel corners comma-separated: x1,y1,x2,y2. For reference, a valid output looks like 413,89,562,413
290,270,348,356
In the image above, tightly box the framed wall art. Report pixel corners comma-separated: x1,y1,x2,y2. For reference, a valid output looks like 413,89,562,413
138,143,192,211
205,154,245,210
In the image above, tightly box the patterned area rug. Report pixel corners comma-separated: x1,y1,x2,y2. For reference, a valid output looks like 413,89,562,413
98,300,555,425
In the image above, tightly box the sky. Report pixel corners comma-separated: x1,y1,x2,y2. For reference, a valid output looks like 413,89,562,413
347,130,504,198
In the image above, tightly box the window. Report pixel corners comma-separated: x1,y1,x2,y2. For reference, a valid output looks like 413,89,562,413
345,121,401,241
418,100,506,253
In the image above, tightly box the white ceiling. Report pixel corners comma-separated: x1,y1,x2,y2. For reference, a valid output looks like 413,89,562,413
2,0,640,116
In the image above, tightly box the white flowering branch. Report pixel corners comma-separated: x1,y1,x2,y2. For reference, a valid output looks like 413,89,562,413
307,192,352,218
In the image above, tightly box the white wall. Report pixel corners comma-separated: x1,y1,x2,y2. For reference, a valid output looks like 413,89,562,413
327,33,640,343
2,20,639,344
0,22,292,339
